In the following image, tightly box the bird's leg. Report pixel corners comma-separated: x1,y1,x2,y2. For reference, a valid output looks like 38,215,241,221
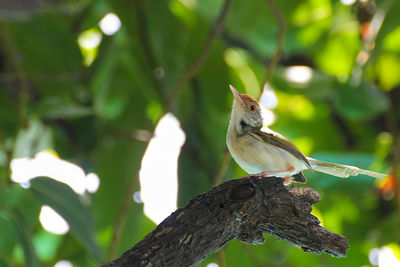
253,166,295,178
283,177,292,184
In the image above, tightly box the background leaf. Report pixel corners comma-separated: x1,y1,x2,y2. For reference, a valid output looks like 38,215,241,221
29,177,103,262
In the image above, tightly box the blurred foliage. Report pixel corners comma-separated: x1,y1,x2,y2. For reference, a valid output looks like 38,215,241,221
0,0,399,266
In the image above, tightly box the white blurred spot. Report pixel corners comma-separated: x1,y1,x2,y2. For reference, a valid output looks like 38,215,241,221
39,205,69,235
11,151,85,194
133,191,142,203
54,260,73,267
139,113,186,224
11,150,100,195
370,248,380,266
85,173,100,193
261,108,276,127
19,182,30,189
285,65,313,84
341,0,356,5
78,29,102,49
259,83,278,109
259,84,277,126
369,246,400,267
206,263,219,267
99,13,121,36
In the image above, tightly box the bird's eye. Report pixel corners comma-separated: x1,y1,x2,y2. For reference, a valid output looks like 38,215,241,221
249,104,256,112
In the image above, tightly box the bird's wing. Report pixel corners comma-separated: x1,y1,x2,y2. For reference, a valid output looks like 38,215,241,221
248,127,312,171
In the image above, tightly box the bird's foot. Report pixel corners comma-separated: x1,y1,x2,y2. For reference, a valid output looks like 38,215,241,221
283,176,292,185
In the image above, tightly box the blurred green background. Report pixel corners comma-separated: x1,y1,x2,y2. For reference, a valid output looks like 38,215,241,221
0,0,399,266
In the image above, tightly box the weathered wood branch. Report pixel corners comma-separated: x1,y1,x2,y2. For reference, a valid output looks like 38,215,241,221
103,176,349,267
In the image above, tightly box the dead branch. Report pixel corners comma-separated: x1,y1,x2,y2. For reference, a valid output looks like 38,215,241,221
103,176,349,267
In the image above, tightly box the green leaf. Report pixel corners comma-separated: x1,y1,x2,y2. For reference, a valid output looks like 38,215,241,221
29,177,103,262
334,82,389,121
0,211,17,258
375,53,400,91
7,14,82,73
3,210,40,267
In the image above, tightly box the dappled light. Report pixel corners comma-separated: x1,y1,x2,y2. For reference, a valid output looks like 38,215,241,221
369,246,400,267
99,13,121,36
139,113,186,224
259,83,278,109
54,260,74,267
341,0,357,6
39,205,69,235
11,150,100,195
285,65,313,84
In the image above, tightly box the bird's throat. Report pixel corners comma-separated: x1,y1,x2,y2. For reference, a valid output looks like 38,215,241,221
240,119,250,130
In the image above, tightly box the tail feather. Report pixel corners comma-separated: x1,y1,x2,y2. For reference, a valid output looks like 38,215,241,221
308,158,386,179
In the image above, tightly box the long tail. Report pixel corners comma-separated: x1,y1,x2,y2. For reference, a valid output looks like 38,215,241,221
307,158,386,179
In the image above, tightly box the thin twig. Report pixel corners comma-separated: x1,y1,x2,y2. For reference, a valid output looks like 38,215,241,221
382,87,400,229
213,149,231,186
134,0,165,105
216,249,227,267
109,0,231,258
0,71,86,82
262,0,286,86
108,0,166,258
0,28,29,128
108,173,140,261
165,0,231,111
351,0,393,85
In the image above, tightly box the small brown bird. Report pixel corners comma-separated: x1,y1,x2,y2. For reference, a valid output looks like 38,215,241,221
226,85,386,183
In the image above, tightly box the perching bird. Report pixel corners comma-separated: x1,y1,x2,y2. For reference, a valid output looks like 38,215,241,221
226,85,386,183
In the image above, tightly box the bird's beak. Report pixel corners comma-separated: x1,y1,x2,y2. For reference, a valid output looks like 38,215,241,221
229,85,244,105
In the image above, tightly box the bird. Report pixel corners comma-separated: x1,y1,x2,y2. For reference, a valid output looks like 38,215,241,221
226,85,386,183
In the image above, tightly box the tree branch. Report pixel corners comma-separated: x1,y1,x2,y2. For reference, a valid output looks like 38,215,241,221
103,176,349,267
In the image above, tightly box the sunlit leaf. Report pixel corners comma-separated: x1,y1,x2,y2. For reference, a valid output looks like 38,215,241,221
383,26,400,52
7,14,82,73
375,53,400,91
316,35,360,78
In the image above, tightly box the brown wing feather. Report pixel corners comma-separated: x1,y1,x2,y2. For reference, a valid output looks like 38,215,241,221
249,127,312,171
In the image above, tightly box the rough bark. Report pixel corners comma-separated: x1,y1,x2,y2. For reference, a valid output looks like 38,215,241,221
103,176,349,267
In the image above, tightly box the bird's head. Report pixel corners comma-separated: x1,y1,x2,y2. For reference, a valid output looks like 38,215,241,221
229,85,263,129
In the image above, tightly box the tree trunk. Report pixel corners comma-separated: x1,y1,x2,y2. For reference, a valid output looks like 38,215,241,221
103,176,349,266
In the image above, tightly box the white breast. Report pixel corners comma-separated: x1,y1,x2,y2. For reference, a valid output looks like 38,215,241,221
227,130,307,177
